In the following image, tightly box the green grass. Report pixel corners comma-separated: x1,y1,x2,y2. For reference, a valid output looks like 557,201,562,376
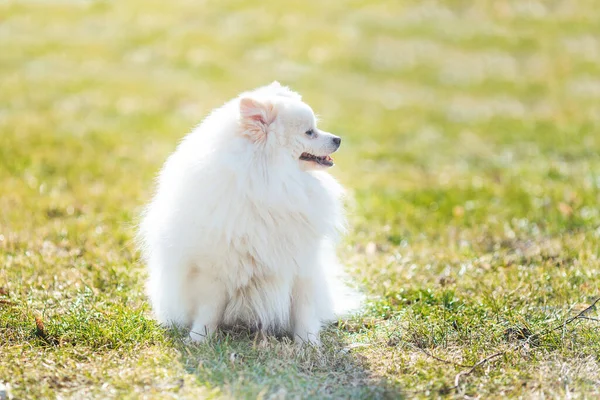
1,0,600,398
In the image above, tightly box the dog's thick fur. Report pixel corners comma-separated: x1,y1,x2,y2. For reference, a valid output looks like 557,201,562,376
138,82,357,344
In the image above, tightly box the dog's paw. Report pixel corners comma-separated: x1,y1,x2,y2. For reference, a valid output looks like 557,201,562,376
189,329,210,343
293,331,322,347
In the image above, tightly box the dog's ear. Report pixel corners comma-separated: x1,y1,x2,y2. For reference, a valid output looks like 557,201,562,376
239,97,277,143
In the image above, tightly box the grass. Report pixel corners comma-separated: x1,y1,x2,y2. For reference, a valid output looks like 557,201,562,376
1,0,600,398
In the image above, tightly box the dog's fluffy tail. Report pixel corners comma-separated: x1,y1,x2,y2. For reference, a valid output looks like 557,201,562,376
326,264,364,319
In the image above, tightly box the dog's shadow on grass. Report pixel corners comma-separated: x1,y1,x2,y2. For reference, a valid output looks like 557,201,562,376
167,322,402,399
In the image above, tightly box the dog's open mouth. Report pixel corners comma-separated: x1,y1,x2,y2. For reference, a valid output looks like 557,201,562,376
299,153,334,167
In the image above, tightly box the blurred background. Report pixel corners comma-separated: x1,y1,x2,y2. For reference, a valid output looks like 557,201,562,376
2,0,600,397
2,0,600,236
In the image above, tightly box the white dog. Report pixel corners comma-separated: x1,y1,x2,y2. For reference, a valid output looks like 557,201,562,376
138,82,357,344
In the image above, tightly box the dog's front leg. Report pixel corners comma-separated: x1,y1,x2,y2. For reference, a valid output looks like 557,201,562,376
189,275,228,343
291,276,322,346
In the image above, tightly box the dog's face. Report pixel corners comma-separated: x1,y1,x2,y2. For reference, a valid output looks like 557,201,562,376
239,82,341,171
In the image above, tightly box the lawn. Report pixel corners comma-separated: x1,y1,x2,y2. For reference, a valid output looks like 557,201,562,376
1,0,600,398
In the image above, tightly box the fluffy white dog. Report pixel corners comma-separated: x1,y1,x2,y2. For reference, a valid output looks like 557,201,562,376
138,82,357,344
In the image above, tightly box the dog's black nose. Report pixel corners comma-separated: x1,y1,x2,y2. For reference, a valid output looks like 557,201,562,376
332,137,341,146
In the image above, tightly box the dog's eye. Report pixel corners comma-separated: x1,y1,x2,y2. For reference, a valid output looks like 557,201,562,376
305,129,315,137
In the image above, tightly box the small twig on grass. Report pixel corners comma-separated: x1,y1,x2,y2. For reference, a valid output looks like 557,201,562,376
543,297,600,337
449,296,600,392
453,351,504,388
